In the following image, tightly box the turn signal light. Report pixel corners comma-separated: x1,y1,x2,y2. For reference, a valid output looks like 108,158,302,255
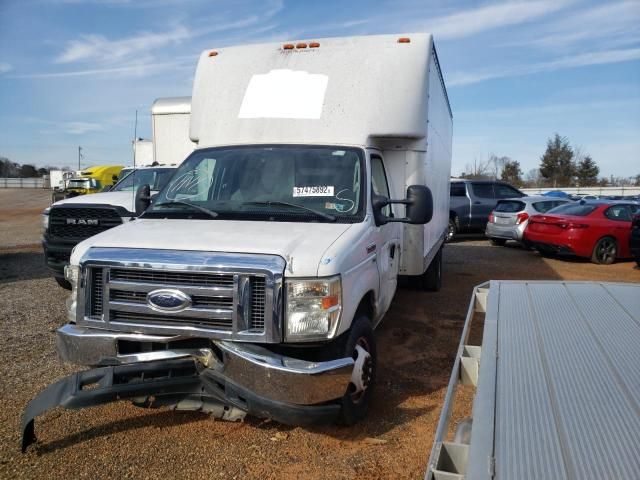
296,42,308,49
283,43,294,50
398,37,411,43
309,42,320,48
208,50,218,57
321,295,340,310
488,213,495,223
515,212,530,225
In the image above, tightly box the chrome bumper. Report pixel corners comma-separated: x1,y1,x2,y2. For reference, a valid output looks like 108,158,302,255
57,324,354,405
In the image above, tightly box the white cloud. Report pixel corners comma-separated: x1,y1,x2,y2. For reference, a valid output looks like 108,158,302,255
448,47,640,86
14,58,192,79
56,26,190,64
422,0,576,40
0,62,12,74
63,121,105,134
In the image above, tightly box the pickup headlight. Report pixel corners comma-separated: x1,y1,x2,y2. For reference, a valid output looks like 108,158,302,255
42,208,50,231
285,276,342,341
64,264,80,323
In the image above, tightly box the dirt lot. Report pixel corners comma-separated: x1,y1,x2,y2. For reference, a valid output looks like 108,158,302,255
0,189,638,479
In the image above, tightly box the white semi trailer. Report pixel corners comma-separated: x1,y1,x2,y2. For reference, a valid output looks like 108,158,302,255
23,33,452,447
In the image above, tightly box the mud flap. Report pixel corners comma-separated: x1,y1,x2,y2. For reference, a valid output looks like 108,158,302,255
21,359,202,452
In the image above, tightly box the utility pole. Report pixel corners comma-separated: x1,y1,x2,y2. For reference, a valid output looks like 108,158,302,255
78,146,82,171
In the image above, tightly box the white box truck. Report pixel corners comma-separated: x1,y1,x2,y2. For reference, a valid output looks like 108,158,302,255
23,33,452,448
42,97,194,288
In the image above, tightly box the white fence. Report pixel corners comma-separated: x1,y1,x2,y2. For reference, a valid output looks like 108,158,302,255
521,186,640,196
0,177,47,188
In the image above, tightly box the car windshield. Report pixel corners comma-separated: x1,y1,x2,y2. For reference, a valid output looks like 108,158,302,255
148,145,365,223
547,203,598,216
112,168,175,192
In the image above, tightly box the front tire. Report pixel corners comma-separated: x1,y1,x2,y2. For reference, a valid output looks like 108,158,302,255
446,218,457,242
55,277,72,290
591,237,617,265
338,316,376,425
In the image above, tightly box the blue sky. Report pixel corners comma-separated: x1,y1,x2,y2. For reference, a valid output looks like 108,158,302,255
0,0,639,178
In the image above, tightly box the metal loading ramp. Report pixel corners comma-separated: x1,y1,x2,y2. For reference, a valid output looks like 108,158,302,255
426,281,640,480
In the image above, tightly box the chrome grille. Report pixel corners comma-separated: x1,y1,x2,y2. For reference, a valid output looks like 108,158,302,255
250,277,266,331
110,268,234,287
89,268,103,319
84,263,274,340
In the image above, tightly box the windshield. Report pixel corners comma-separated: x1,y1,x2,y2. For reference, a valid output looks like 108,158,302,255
148,146,365,223
68,179,95,189
112,168,175,192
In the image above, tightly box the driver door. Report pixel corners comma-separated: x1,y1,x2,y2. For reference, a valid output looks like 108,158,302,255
370,154,401,314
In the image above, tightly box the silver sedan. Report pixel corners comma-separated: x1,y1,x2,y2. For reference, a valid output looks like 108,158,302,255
485,196,571,246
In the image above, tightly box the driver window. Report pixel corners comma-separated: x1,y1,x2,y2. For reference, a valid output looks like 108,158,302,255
371,155,391,217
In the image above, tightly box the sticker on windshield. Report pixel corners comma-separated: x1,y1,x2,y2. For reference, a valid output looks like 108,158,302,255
293,186,334,197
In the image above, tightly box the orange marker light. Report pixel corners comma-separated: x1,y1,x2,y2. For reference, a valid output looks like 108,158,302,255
208,50,218,57
309,42,320,48
283,43,294,50
322,295,339,310
296,42,308,49
398,37,411,43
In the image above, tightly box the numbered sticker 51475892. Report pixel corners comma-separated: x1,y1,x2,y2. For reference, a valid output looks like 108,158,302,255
292,186,334,197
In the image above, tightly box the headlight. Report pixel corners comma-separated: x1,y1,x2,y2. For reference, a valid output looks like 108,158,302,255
42,208,50,231
285,276,342,341
64,265,80,323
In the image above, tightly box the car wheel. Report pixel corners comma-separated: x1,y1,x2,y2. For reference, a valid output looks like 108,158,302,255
446,218,457,242
591,237,617,265
490,238,507,247
55,277,72,290
338,316,376,425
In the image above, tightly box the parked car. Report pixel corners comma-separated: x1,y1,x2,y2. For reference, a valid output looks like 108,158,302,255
631,214,640,267
524,201,640,264
449,179,525,241
486,196,571,246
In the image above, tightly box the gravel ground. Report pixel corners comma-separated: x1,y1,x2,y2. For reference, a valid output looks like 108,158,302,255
0,190,638,479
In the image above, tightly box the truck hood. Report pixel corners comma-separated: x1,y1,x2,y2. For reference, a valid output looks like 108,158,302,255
53,191,136,213
71,219,353,277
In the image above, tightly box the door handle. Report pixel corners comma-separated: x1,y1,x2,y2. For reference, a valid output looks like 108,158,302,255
473,201,481,205
390,244,396,259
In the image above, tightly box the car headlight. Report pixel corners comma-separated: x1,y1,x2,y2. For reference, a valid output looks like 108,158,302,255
42,208,50,231
64,265,80,323
285,276,342,341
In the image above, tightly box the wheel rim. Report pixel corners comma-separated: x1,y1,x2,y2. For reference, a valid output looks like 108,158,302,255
597,239,616,263
349,337,373,403
447,222,455,240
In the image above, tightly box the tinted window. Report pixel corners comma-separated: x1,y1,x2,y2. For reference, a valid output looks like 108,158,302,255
471,183,494,199
371,155,391,216
547,203,597,216
450,182,466,197
533,200,569,213
605,205,631,222
494,184,523,198
494,200,525,213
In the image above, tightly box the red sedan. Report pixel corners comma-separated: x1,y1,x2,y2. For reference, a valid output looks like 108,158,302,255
523,201,640,264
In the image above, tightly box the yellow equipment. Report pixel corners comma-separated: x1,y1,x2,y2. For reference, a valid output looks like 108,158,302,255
54,165,124,201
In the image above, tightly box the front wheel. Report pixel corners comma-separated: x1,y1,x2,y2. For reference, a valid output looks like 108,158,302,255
591,237,617,265
338,316,377,425
446,218,457,242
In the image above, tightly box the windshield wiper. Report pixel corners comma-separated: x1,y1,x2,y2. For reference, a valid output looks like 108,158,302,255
153,200,218,218
242,201,336,221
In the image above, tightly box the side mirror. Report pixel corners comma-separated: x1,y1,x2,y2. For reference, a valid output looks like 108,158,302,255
372,185,433,226
135,184,151,215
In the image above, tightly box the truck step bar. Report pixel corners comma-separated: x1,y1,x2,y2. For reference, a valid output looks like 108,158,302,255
426,280,640,480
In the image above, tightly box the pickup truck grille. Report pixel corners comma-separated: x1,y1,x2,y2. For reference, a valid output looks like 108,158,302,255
49,206,123,239
85,266,268,336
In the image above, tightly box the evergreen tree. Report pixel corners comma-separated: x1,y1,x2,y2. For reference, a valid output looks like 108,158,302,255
575,156,599,187
539,134,575,187
501,159,523,186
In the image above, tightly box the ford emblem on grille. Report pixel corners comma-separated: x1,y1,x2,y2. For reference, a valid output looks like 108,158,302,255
147,289,192,312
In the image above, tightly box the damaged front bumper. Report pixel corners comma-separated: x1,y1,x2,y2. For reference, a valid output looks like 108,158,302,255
22,324,354,452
